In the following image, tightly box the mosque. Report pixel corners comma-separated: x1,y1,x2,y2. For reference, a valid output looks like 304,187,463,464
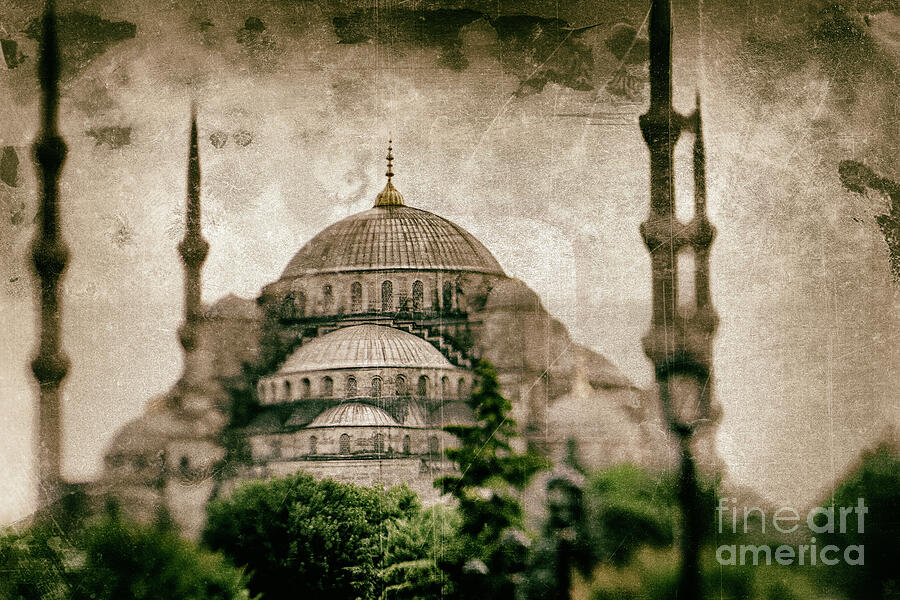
92,132,683,538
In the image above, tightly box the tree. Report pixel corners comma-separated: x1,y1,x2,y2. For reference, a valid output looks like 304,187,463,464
202,473,419,600
816,442,899,600
0,514,251,600
435,358,548,599
379,504,459,600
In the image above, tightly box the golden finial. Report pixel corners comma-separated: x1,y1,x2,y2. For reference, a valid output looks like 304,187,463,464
374,138,404,207
386,139,394,182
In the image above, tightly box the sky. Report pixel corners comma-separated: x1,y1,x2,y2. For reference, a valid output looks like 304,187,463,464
1,0,898,523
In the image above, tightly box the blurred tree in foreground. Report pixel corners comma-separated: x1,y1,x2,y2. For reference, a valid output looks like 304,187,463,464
202,473,420,600
816,442,899,600
435,359,549,600
0,512,251,600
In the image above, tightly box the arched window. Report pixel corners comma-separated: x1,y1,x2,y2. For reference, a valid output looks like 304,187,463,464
417,375,429,397
381,280,393,312
457,378,466,398
339,434,351,455
346,375,357,398
428,436,440,456
322,284,334,311
395,375,408,396
309,436,318,456
441,376,450,398
294,291,306,317
301,378,311,399
284,380,292,401
350,281,363,313
179,456,190,476
412,280,424,312
371,376,382,398
403,435,411,454
322,376,334,397
282,293,295,319
442,281,453,310
374,433,385,454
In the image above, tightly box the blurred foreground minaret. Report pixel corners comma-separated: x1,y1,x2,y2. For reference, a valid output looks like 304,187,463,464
31,0,69,510
639,0,719,438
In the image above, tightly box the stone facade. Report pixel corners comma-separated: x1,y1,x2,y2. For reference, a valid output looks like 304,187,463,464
93,164,698,539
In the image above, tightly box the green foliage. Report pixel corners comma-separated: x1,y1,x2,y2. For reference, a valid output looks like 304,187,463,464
816,443,899,599
579,464,821,600
203,472,420,600
0,515,251,600
585,465,680,567
435,359,549,599
519,443,596,600
380,505,460,599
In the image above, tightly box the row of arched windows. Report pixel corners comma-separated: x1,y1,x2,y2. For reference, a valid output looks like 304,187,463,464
321,434,439,456
282,279,458,317
265,374,468,402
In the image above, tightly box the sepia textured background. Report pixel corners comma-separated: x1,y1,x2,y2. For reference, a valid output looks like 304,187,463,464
1,0,898,523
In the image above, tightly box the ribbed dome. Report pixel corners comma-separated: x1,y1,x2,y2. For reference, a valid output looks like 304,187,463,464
307,403,399,428
278,324,454,373
280,205,505,278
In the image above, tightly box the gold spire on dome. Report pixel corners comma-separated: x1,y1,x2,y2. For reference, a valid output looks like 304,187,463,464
374,139,405,207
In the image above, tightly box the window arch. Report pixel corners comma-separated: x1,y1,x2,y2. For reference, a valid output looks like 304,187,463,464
457,377,466,398
301,378,311,399
350,281,363,313
412,280,424,312
381,280,393,312
403,435,411,454
442,281,453,310
374,433,385,454
284,380,292,401
322,376,334,397
417,375,429,398
309,436,318,455
294,291,306,317
282,293,295,319
322,284,334,311
339,434,351,455
428,436,440,456
346,375,357,398
371,376,383,398
395,375,408,396
441,376,450,398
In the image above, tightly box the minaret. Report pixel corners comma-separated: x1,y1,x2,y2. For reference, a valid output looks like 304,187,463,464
31,0,69,509
639,2,718,598
177,107,210,391
638,0,717,420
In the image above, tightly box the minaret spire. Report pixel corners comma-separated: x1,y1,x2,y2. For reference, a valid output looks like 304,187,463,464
31,0,69,509
177,105,210,386
374,139,405,207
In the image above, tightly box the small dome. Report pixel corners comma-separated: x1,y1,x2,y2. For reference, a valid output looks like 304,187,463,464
307,402,399,428
278,324,454,373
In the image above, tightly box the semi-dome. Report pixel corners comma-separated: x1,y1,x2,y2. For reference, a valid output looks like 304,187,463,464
278,324,455,373
307,402,399,428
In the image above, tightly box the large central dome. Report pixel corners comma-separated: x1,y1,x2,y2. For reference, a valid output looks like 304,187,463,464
282,145,504,279
281,205,505,278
